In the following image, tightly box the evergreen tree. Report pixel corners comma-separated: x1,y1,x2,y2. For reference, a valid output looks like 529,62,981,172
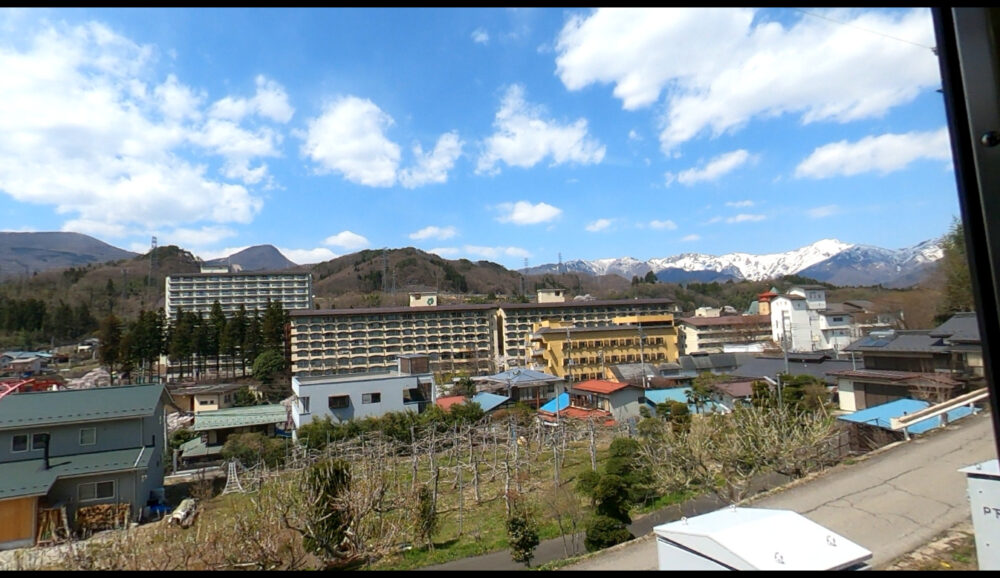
209,300,226,377
97,313,123,383
936,217,975,323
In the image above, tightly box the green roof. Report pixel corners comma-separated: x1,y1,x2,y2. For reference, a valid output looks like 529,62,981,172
192,404,288,432
0,446,154,500
178,436,223,459
0,384,165,430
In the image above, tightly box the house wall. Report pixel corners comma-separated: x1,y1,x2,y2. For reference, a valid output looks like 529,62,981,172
193,392,235,413
1,417,150,464
49,469,143,528
837,378,859,412
0,496,37,550
292,374,421,428
609,389,643,422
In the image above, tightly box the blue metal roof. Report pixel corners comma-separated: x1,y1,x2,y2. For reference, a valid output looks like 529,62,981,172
538,392,569,413
837,398,978,435
471,392,508,413
483,369,564,385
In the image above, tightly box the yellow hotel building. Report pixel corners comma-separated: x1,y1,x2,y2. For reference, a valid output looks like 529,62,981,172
526,315,679,383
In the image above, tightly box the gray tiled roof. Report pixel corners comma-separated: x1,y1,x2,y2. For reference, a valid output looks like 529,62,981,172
0,384,165,430
929,311,980,342
0,446,154,500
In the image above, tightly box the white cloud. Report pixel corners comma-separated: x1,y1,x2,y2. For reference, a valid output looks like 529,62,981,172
0,21,289,235
280,247,338,264
649,219,677,230
795,127,952,179
398,132,463,188
301,96,401,187
555,8,939,154
682,234,701,241
463,245,532,259
476,84,605,175
323,230,370,250
472,28,489,44
676,150,753,185
430,247,460,257
726,213,766,223
496,200,562,225
725,200,754,208
807,205,840,218
628,129,641,141
409,225,457,241
208,75,294,124
161,225,237,248
586,218,613,232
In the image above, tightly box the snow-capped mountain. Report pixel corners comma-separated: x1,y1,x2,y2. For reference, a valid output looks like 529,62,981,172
523,238,943,287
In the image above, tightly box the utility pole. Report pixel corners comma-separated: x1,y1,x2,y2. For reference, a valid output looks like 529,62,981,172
638,326,648,388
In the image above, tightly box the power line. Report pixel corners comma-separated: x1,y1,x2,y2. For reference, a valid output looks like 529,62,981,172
793,8,936,52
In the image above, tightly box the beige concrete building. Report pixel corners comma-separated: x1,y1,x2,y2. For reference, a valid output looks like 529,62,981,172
676,314,773,355
164,269,313,320
289,290,677,378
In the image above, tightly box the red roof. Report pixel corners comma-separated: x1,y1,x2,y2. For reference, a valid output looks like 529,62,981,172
573,379,630,394
435,395,468,411
538,405,615,426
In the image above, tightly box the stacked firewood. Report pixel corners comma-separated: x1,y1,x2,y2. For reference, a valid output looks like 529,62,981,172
75,503,131,534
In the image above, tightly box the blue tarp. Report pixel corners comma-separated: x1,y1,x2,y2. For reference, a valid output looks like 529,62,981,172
538,392,570,413
471,392,509,412
838,398,978,435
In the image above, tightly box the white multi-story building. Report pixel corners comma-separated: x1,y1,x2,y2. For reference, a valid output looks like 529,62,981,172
768,285,860,352
164,267,313,320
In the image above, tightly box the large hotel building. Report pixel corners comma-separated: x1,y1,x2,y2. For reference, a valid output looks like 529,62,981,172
289,289,678,378
165,266,313,320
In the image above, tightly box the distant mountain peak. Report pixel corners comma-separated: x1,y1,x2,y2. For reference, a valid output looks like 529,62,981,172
524,237,940,287
204,244,297,272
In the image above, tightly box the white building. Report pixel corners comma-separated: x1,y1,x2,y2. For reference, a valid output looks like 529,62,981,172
290,354,434,435
164,269,313,320
769,285,859,353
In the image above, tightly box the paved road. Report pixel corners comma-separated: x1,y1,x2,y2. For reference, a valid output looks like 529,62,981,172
427,411,998,571
562,410,998,571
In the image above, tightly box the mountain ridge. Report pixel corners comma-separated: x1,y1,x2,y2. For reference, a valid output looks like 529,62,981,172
524,237,944,287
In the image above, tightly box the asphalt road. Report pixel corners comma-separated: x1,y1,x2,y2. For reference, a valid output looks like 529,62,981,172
426,410,999,571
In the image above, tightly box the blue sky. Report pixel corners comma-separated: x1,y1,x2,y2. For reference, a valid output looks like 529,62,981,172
0,8,956,269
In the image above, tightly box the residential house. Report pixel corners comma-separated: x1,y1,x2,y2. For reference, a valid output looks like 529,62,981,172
566,379,646,423
832,312,983,412
0,384,170,550
474,368,565,409
537,392,615,426
177,403,291,467
290,354,435,436
836,398,978,452
435,391,510,414
167,382,245,414
643,387,731,416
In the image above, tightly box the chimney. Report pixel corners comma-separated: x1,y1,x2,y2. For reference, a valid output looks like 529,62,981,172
40,433,51,470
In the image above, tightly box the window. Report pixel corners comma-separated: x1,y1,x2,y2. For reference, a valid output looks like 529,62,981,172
80,427,97,446
31,433,48,451
79,480,116,502
12,434,27,452
300,396,310,413
362,392,381,404
329,395,350,409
